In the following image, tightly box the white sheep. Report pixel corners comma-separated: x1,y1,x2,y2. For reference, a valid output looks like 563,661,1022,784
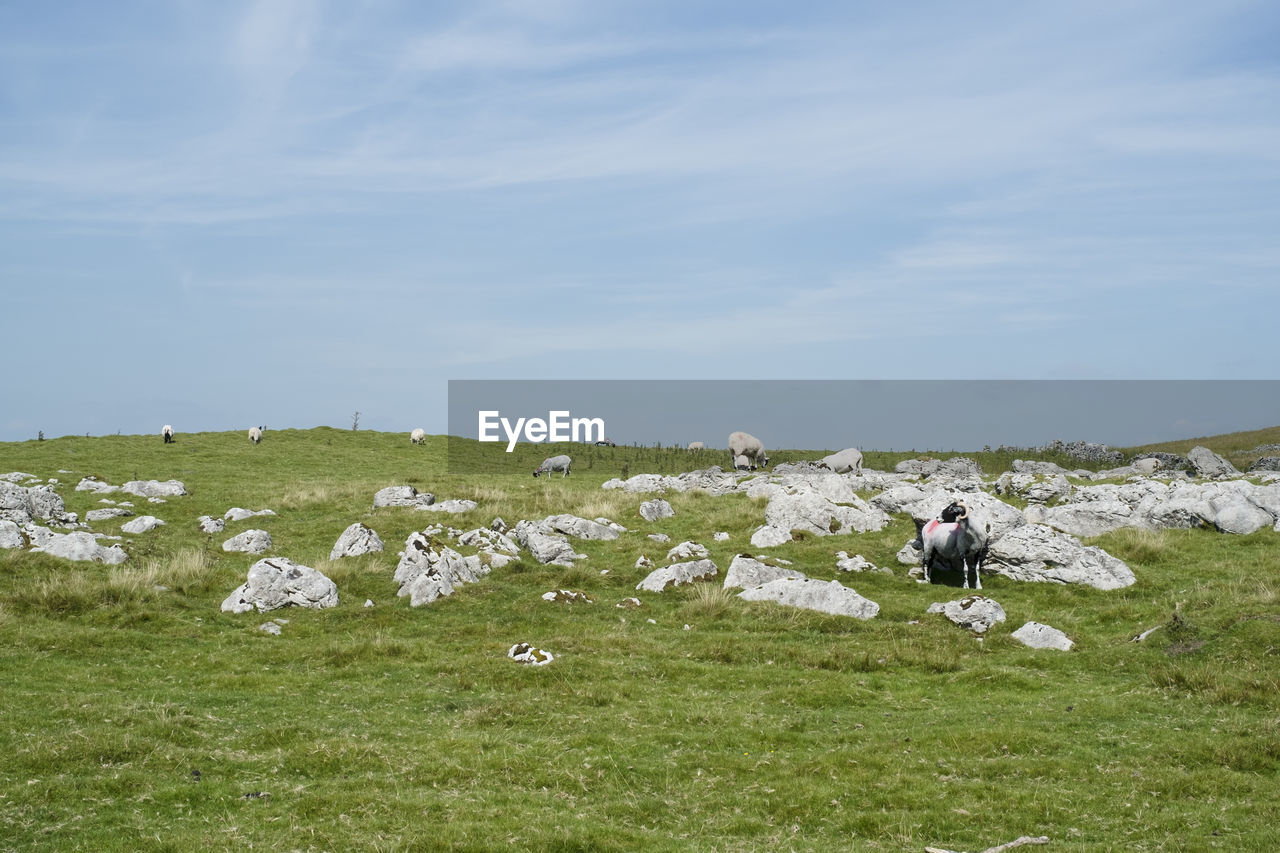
534,455,572,478
818,448,863,474
410,428,426,445
918,500,990,590
162,425,174,444
728,431,769,470
687,441,705,451
248,426,263,444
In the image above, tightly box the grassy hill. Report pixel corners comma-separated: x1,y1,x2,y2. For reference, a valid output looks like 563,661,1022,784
1,428,1278,850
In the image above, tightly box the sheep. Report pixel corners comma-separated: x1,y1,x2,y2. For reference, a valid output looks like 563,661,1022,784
534,455,572,478
917,500,991,590
687,441,705,451
818,447,862,474
727,431,769,470
248,426,263,444
162,425,174,444
410,428,426,445
733,454,751,471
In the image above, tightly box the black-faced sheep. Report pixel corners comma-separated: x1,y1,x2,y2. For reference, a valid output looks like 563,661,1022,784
918,500,990,590
162,425,174,444
534,455,572,478
728,431,768,470
248,426,263,444
410,428,426,445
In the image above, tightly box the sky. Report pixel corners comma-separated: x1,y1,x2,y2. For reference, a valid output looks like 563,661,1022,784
2,1,1278,444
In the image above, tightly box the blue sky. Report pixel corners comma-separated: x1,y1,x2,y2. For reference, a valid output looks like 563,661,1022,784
2,1,1278,443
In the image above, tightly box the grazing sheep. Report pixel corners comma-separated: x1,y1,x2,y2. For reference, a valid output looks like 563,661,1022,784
162,425,174,444
819,447,863,474
410,428,426,445
728,431,769,470
917,500,991,590
687,441,705,451
534,455,572,478
248,426,263,444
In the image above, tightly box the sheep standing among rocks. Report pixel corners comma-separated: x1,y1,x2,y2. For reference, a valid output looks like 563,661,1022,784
728,431,768,470
410,428,426,445
918,500,990,590
248,426,263,444
162,425,174,444
534,455,572,478
819,447,862,474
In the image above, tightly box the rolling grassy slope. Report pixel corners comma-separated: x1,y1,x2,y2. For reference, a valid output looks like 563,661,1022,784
1,428,1278,850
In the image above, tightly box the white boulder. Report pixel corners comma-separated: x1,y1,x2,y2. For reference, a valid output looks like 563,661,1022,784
330,523,384,559
738,578,879,619
121,516,164,534
637,559,718,592
221,557,338,613
1011,621,1074,651
222,529,273,554
926,595,1006,634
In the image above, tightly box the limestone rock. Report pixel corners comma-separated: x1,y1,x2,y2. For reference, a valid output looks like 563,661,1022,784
926,595,1006,634
544,514,620,541
541,589,595,603
738,578,879,619
1187,446,1239,480
1011,621,1074,650
86,507,134,522
636,559,718,592
666,541,708,562
647,533,671,543
1209,494,1274,534
121,480,187,498
835,552,891,574
722,555,806,590
225,507,277,522
1,481,73,525
0,520,26,549
373,485,435,509
197,516,225,533
417,499,478,514
26,527,127,564
713,531,730,541
330,523,384,559
221,557,338,613
121,516,164,534
750,525,793,548
222,529,273,554
258,622,282,635
985,524,1135,589
508,643,554,665
76,477,119,494
1036,500,1137,538
394,532,490,606
639,499,675,522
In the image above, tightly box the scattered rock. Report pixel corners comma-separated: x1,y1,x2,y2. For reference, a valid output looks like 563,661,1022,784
637,559,719,592
666,541,708,562
639,499,675,522
85,507,134,522
713,531,729,541
120,480,187,498
1011,621,1074,650
926,595,1006,634
0,519,27,549
738,578,879,619
75,477,119,494
25,527,127,563
542,589,595,603
222,529,273,554
835,552,891,574
508,642,554,665
647,533,671,543
197,516,225,533
490,517,507,532
373,485,435,509
722,555,806,590
616,597,642,609
543,514,619,540
985,524,1134,589
635,555,653,569
221,558,338,613
330,523,384,559
394,532,490,606
258,622,282,635
121,516,165,534
417,499,478,514
225,507,277,522
1187,446,1239,480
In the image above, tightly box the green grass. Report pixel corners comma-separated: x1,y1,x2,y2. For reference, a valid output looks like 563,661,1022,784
1,428,1278,850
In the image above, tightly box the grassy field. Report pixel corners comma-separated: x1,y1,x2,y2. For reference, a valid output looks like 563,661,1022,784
1,428,1279,851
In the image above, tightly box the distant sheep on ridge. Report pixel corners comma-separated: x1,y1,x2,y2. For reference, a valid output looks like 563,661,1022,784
410,428,426,445
162,425,174,444
248,426,263,444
